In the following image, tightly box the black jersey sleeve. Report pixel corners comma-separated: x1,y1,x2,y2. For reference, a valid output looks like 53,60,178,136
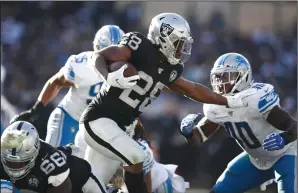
38,143,70,187
170,64,184,85
119,32,152,68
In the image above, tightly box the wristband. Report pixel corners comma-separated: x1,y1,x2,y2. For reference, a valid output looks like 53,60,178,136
280,131,295,145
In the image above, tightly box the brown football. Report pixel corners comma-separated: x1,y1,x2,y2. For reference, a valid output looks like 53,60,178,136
108,61,138,77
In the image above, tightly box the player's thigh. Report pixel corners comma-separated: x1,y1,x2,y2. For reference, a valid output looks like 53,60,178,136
81,118,145,165
47,108,79,146
212,151,273,193
154,178,173,193
273,155,296,193
46,107,65,146
85,145,121,185
75,127,88,150
82,173,107,193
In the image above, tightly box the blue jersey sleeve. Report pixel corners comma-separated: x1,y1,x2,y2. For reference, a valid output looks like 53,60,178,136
137,139,154,174
246,83,280,116
62,51,101,87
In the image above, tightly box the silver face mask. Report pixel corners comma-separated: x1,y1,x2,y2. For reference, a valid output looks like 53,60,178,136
211,71,240,95
1,121,40,181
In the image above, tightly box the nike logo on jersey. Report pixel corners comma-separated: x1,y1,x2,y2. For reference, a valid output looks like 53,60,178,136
115,79,122,87
158,68,164,74
42,153,48,161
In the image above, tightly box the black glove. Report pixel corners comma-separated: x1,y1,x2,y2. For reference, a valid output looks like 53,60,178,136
10,101,45,124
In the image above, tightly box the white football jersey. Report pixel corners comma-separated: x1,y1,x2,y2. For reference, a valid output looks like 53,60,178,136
137,139,189,192
59,51,103,121
137,139,154,174
203,83,297,170
137,139,168,191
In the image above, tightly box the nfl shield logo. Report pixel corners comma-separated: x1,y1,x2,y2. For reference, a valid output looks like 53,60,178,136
169,70,177,82
27,175,39,188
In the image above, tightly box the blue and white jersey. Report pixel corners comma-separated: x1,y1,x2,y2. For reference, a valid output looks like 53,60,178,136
203,83,297,170
137,139,154,174
59,51,103,121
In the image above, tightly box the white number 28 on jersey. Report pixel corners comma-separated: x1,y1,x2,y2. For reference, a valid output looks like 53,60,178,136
119,71,165,112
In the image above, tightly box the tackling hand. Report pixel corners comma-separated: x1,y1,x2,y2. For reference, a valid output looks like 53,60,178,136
180,113,203,138
10,101,45,124
10,110,34,124
263,133,285,151
107,64,140,89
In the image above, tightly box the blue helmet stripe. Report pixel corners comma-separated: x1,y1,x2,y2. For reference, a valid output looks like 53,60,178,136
221,53,231,66
108,25,121,45
217,53,230,67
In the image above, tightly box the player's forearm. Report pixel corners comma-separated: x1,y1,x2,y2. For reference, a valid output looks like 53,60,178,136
186,128,204,145
144,171,152,193
267,106,297,144
188,118,220,145
93,52,109,80
280,120,297,144
37,78,64,106
187,83,228,106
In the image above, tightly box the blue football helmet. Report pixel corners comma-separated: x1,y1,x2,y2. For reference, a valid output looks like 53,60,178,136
210,53,253,95
93,25,125,51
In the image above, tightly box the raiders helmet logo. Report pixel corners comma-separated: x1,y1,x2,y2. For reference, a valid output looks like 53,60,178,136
160,23,174,37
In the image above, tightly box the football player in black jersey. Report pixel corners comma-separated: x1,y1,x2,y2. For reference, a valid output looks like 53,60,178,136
78,13,248,193
1,121,106,193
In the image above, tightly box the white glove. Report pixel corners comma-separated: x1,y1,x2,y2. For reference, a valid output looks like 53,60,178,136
225,89,257,108
106,64,140,89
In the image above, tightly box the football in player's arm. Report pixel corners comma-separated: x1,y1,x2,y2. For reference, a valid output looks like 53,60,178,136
91,31,245,109
180,92,297,151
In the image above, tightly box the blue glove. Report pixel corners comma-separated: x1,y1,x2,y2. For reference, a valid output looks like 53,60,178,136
263,133,285,151
180,113,203,138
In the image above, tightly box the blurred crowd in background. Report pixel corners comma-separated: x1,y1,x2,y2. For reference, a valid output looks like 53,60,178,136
1,1,297,191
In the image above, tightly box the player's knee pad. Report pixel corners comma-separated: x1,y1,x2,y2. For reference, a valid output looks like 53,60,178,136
154,178,173,193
